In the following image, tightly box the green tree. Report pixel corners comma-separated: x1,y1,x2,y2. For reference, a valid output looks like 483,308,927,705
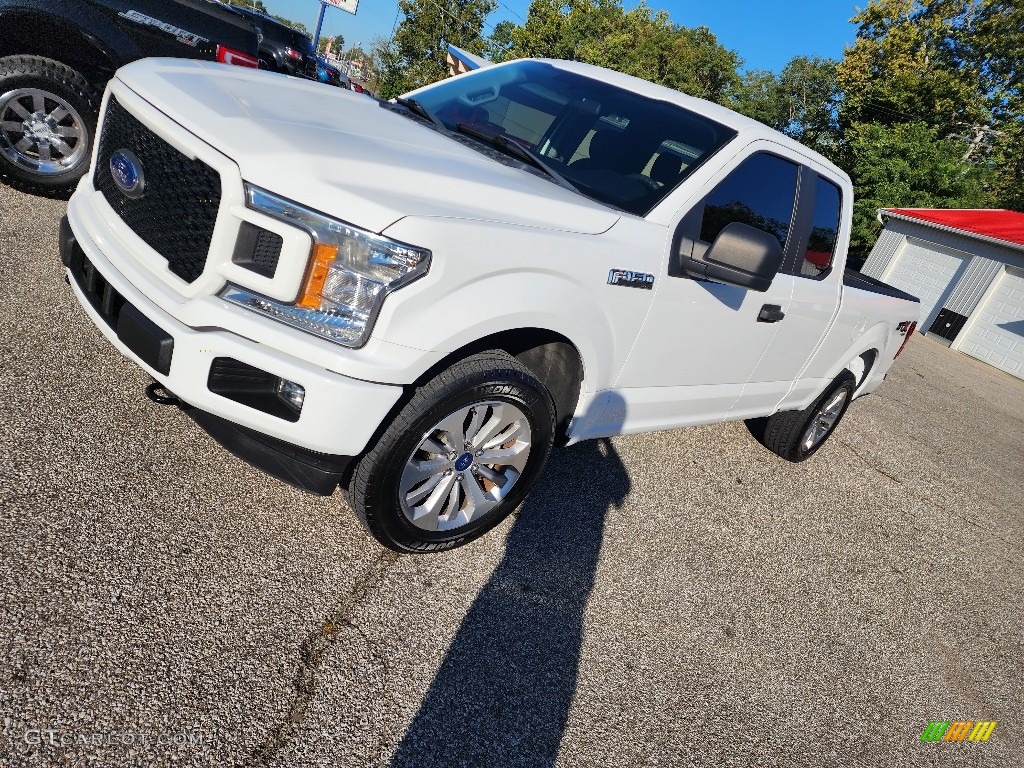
836,0,985,134
733,57,841,158
776,57,842,157
986,119,1024,212
376,0,497,99
489,0,741,104
484,20,518,62
832,0,1023,257
733,69,787,129
955,0,1024,210
846,121,987,257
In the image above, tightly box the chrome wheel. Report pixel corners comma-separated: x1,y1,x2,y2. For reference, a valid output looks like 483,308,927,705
0,87,89,175
800,388,850,452
399,401,532,532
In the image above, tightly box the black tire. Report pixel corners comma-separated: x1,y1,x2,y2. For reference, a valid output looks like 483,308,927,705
258,55,276,72
0,55,99,196
756,371,857,462
350,351,556,553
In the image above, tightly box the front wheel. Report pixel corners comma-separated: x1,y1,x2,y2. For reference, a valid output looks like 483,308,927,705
755,371,857,462
0,55,98,195
349,352,556,553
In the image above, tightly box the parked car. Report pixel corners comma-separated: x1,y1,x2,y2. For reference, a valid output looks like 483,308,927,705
220,4,316,79
59,58,920,553
0,0,259,195
317,56,350,89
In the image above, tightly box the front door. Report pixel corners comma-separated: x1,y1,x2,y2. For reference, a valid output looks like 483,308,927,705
731,170,846,419
612,148,803,432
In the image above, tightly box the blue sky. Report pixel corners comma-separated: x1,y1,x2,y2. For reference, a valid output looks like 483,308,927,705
261,0,862,73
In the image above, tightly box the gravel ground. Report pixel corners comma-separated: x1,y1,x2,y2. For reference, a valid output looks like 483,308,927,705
1,183,1022,768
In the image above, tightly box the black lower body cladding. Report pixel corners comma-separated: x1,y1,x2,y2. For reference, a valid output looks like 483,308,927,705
59,215,352,496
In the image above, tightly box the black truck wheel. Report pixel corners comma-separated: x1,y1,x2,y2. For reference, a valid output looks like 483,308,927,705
0,56,98,196
756,371,857,462
349,351,556,553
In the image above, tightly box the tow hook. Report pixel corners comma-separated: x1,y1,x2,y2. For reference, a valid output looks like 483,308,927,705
145,381,180,406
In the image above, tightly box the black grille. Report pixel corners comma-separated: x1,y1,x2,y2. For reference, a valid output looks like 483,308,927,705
65,245,174,375
232,222,282,278
94,97,221,284
67,245,126,330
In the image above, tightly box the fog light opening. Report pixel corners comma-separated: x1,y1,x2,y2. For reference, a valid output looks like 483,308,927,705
276,378,305,415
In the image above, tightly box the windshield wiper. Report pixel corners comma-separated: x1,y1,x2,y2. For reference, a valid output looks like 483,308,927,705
455,122,578,193
394,97,445,130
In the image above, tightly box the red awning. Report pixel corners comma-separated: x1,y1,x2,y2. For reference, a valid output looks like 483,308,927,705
885,208,1024,249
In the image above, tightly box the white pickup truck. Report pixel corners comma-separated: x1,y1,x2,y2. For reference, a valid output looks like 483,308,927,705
60,57,920,552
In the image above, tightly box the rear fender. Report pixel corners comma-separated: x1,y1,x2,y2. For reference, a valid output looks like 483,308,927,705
820,320,896,397
0,7,133,81
781,321,895,412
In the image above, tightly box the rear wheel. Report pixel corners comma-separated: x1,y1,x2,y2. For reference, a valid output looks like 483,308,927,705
0,56,98,195
350,352,556,553
755,371,857,462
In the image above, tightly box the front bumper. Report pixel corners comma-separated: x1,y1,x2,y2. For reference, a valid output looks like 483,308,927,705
59,213,404,462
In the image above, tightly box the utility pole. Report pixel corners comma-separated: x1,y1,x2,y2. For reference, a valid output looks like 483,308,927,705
313,1,328,48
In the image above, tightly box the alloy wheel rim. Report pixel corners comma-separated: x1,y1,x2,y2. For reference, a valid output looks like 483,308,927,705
0,88,89,175
800,388,849,452
399,400,532,531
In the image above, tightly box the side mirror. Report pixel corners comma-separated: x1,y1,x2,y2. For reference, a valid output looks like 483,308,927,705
680,222,783,292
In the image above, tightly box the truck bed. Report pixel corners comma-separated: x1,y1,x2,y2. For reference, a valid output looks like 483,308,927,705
843,269,920,305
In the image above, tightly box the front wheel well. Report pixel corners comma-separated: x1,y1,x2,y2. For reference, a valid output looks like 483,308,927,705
413,329,585,442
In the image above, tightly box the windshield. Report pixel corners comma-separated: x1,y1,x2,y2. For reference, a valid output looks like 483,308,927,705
408,60,736,216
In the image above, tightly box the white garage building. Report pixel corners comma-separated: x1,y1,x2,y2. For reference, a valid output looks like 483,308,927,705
862,208,1024,380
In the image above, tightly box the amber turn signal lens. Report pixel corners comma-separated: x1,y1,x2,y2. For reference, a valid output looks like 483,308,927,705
296,244,338,308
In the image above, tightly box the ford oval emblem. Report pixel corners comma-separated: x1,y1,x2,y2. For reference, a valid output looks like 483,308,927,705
109,149,145,199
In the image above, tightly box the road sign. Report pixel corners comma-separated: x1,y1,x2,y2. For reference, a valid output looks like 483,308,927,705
321,0,358,15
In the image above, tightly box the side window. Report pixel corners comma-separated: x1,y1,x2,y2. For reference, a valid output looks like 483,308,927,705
696,153,799,248
800,176,842,277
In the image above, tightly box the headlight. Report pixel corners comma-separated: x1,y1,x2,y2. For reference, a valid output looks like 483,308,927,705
220,185,430,347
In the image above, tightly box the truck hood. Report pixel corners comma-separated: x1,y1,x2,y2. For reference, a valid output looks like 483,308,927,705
113,59,621,235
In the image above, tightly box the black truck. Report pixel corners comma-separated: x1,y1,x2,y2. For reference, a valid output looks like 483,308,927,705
218,4,318,80
0,0,260,195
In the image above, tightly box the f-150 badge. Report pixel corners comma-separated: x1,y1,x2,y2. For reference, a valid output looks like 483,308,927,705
607,269,654,289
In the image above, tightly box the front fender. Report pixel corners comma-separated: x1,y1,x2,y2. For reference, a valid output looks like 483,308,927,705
377,215,663,392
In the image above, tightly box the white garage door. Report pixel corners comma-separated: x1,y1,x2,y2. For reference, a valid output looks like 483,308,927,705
884,239,969,329
958,267,1024,379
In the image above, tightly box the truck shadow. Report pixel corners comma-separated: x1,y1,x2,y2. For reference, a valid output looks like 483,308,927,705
388,436,631,768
